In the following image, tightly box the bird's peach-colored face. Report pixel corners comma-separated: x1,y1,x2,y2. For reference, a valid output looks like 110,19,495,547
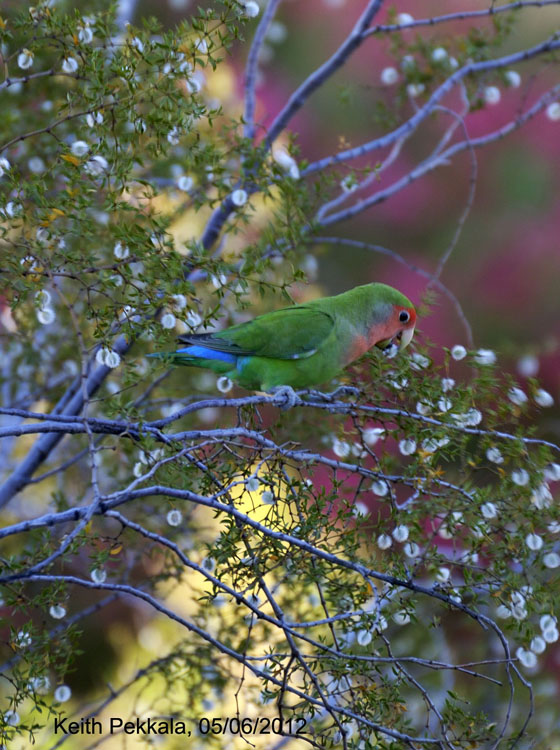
372,304,416,352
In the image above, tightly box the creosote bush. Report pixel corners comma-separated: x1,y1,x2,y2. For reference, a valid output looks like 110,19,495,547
1,1,559,748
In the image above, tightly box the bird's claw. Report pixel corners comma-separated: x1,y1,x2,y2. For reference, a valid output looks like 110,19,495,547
269,385,300,410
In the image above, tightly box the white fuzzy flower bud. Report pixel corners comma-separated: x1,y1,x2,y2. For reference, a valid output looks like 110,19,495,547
18,49,34,70
505,70,521,88
243,1,260,18
484,86,501,105
246,477,260,492
525,533,543,551
441,377,455,392
515,647,537,669
416,401,431,415
517,354,539,376
410,352,430,369
399,439,416,456
78,24,94,43
85,155,109,175
37,307,56,325
546,102,560,121
451,344,467,360
54,685,72,703
393,610,410,625
261,490,275,505
131,37,144,53
177,175,193,192
71,140,89,157
543,552,560,569
231,189,248,207
113,241,129,260
407,83,425,97
543,627,559,643
392,524,409,543
185,310,202,329
396,13,414,25
431,47,447,62
371,479,388,497
217,376,233,393
486,446,503,464
380,66,399,85
377,533,392,550
511,469,529,486
508,387,527,406
481,502,498,519
404,542,420,558
333,438,351,458
161,312,176,329
62,57,79,73
5,710,20,726
436,567,450,582
544,463,560,482
531,483,552,510
437,397,452,412
49,604,66,619
194,38,208,54
530,636,546,654
401,54,415,70
540,614,557,632
534,388,554,407
91,568,106,583
474,348,496,365
167,509,182,526
362,428,384,446
356,629,372,646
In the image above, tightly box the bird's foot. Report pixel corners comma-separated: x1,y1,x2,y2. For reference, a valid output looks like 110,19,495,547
268,385,300,410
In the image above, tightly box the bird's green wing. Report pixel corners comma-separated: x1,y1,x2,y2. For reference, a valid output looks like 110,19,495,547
177,306,334,360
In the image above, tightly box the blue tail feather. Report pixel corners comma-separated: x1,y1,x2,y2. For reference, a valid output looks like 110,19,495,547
175,345,237,364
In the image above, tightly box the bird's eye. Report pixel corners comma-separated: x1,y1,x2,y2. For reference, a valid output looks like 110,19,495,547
399,311,410,323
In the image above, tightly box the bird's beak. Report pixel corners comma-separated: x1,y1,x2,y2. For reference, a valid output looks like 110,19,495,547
399,327,415,350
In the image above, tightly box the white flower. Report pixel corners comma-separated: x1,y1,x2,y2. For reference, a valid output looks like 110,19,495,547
5,710,20,726
273,148,300,179
534,388,554,407
267,20,287,43
452,408,483,427
211,273,227,289
377,533,392,550
474,348,496,365
511,469,529,486
437,397,452,412
0,157,10,178
131,37,144,53
404,542,420,558
161,312,176,329
449,57,459,69
544,463,560,482
525,533,543,551
78,24,94,43
505,70,521,88
380,66,399,85
261,490,275,505
392,524,409,542
171,294,187,310
177,175,193,192
85,155,109,175
543,627,559,643
49,604,66,619
431,47,447,62
517,354,539,377
243,2,260,18
548,521,560,534
96,347,121,369
410,352,429,369
185,310,202,329
481,502,498,519
399,438,416,456
29,675,51,694
113,241,129,260
441,377,455,392
371,479,388,497
133,462,144,478
353,501,369,517
71,140,89,157
496,604,511,619
544,552,560,569
436,567,450,582
62,57,79,74
186,72,205,94
396,12,414,25
333,438,351,458
356,629,372,646
231,189,248,207
246,477,260,492
54,685,72,703
416,401,431,415
340,175,357,193
486,446,504,464
540,614,557,632
515,647,537,669
362,427,385,445
91,568,107,583
393,610,410,625
484,86,501,105
37,307,56,325
401,54,415,70
18,49,34,69
217,376,233,393
508,386,528,406
167,509,182,526
16,630,32,646
546,102,560,121
407,83,425,97
530,636,546,654
531,483,552,510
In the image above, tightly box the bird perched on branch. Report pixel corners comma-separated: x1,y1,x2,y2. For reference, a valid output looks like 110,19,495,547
151,283,416,402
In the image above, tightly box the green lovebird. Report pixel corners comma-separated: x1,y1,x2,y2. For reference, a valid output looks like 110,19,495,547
153,283,416,392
